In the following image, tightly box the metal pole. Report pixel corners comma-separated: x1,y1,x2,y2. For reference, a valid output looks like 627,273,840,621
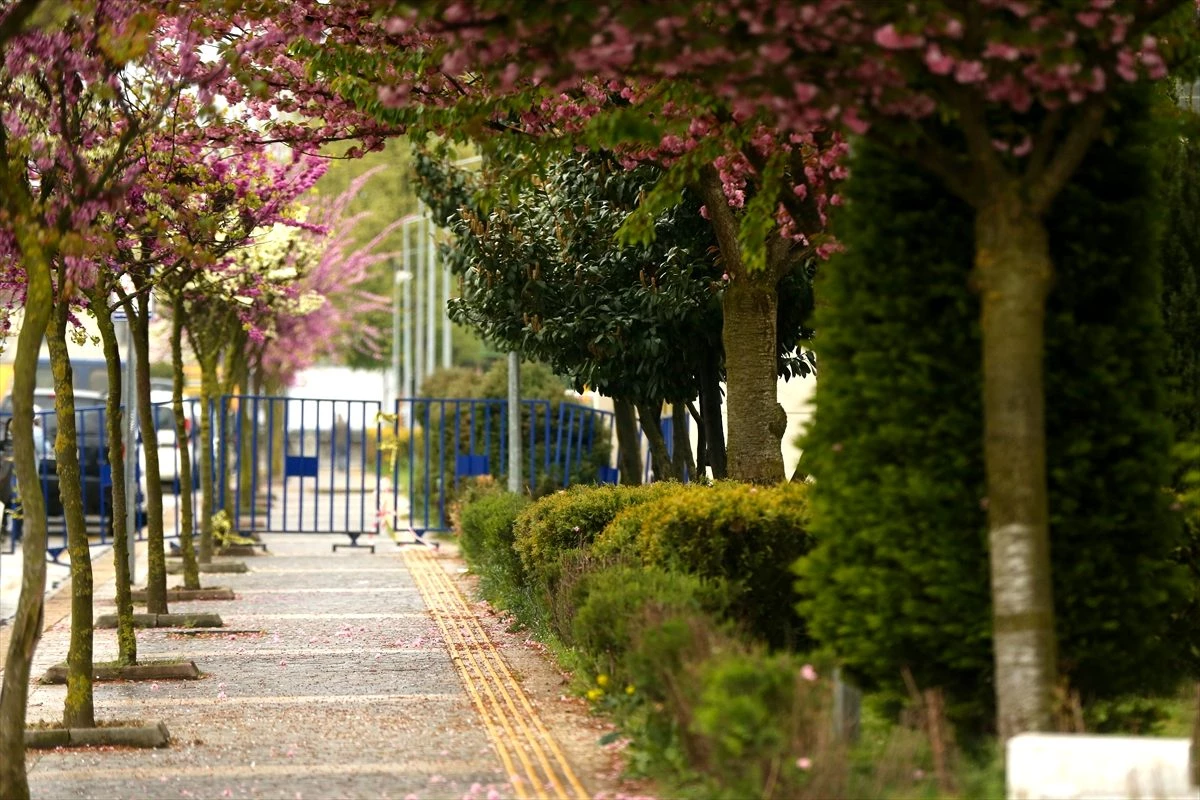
507,352,520,494
391,258,402,410
121,316,137,577
403,232,415,427
425,215,436,376
412,218,424,396
442,254,452,369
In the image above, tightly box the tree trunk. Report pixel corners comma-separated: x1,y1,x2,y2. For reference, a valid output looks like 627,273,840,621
636,401,676,482
92,301,136,666
196,355,219,563
671,403,695,481
974,194,1056,740
613,397,642,486
0,248,53,800
698,352,727,479
722,275,786,484
170,310,200,590
46,304,95,729
130,294,167,615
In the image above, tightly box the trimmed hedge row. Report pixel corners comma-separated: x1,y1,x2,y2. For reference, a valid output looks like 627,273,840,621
452,479,818,797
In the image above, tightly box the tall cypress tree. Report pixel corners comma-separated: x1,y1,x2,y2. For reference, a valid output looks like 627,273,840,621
798,89,1188,733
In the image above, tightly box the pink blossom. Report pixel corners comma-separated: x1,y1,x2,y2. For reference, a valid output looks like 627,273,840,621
982,42,1020,61
759,42,791,65
873,24,924,50
800,663,818,681
953,60,987,84
797,756,812,770
924,45,955,76
1075,11,1102,28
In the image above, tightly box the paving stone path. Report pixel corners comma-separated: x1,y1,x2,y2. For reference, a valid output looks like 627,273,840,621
12,534,631,800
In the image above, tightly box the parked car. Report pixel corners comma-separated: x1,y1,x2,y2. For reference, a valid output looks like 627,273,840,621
139,390,193,488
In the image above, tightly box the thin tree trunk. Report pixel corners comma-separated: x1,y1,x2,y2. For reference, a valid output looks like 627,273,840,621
636,401,676,482
46,303,95,729
975,195,1056,739
170,309,199,590
129,293,167,615
722,274,786,484
195,353,219,563
613,396,642,486
0,248,54,800
698,352,727,479
92,300,136,665
671,403,695,481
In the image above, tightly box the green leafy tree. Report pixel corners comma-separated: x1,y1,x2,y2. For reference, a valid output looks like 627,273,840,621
416,149,815,481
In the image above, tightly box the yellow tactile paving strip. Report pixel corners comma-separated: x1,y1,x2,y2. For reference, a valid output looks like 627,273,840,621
405,547,590,800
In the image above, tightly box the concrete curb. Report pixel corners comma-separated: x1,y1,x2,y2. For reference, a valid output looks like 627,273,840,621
25,720,170,749
95,612,224,629
166,561,247,575
129,588,236,602
39,660,202,684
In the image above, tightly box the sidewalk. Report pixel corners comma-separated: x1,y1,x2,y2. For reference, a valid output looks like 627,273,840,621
12,534,639,800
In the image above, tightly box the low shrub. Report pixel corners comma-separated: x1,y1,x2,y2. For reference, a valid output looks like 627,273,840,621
571,566,731,679
512,481,688,582
685,650,833,799
593,481,813,650
457,487,530,570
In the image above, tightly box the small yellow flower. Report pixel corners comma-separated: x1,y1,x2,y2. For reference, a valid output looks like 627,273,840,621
586,688,604,702
625,685,635,696
596,674,610,688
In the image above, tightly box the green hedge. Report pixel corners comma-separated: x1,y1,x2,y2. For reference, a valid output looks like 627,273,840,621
798,87,1188,732
594,481,813,650
512,481,689,582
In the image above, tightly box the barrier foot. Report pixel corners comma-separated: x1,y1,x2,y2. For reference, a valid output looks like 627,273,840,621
332,532,375,554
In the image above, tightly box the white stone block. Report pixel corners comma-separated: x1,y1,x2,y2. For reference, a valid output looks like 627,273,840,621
1008,733,1198,799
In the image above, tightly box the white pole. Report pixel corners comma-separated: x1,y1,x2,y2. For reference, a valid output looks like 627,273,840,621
507,352,520,494
412,218,424,396
121,315,137,577
425,215,436,376
391,259,401,410
442,256,452,370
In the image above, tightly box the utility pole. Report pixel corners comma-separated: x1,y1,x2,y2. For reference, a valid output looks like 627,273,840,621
425,215,436,377
507,352,520,493
119,312,137,577
411,217,424,397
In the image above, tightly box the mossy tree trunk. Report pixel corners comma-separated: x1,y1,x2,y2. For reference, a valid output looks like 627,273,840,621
191,341,221,564
169,307,200,589
0,241,54,800
974,190,1056,740
90,295,137,665
612,396,642,486
46,297,95,729
720,275,786,485
119,289,167,614
696,166,792,485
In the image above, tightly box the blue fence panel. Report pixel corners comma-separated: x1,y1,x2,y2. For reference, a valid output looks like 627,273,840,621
1,398,151,560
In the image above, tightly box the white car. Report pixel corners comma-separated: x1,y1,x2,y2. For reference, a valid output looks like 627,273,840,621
138,390,193,490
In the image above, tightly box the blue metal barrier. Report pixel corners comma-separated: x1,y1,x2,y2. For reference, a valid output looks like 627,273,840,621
2,391,621,555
